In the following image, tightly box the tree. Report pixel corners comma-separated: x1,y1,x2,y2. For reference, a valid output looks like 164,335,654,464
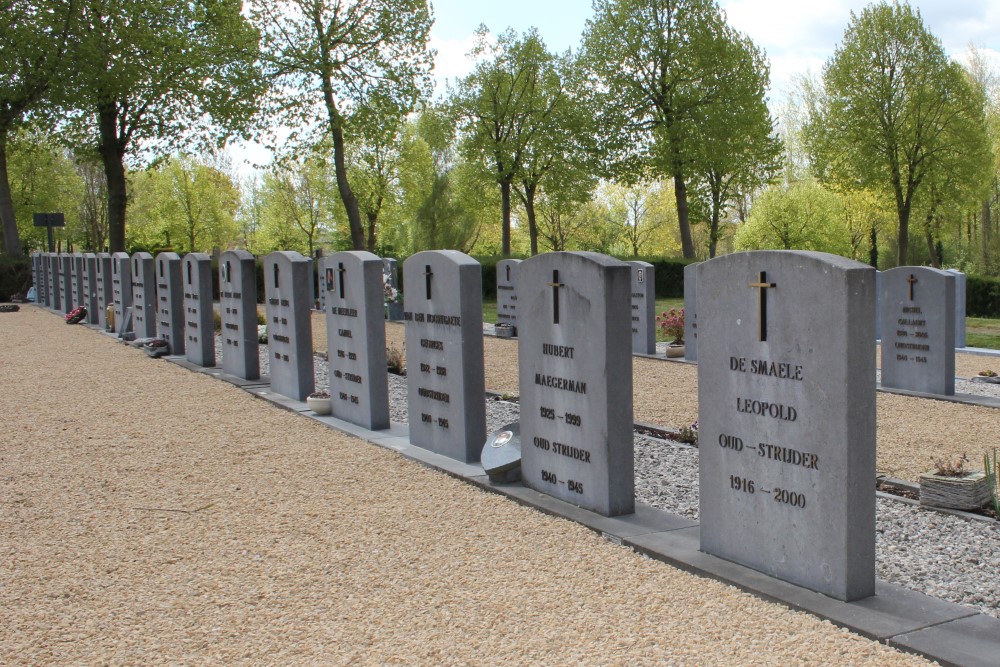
0,0,75,256
807,2,991,265
581,0,771,259
346,115,404,252
257,156,340,255
253,0,433,251
733,180,850,255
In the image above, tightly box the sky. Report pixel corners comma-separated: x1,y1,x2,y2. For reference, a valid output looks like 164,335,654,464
233,1,1000,174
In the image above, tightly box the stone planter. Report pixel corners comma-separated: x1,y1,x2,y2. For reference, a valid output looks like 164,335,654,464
666,343,685,358
495,324,516,339
306,395,331,416
919,471,991,510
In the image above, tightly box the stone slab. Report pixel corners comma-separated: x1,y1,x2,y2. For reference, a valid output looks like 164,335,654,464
95,253,113,330
111,252,132,333
182,253,215,367
58,254,72,313
155,252,185,355
889,612,1000,667
71,253,85,314
130,252,157,339
81,253,100,324
947,269,967,348
628,261,656,354
684,262,698,361
219,250,260,380
496,258,521,334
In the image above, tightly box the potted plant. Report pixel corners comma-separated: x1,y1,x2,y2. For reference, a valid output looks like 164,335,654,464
307,390,332,415
919,453,991,510
973,369,1000,384
656,307,685,358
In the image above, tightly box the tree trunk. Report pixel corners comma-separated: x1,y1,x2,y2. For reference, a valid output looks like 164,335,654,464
500,180,511,256
523,182,538,256
98,105,127,253
320,78,364,250
672,171,695,259
0,128,22,256
869,226,878,268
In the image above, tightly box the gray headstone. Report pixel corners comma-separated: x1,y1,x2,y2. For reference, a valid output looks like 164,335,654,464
684,262,698,361
403,250,486,463
518,252,635,517
628,261,655,354
382,257,403,321
155,252,185,355
95,253,113,329
47,253,59,311
264,251,315,400
81,253,100,324
111,252,133,333
496,259,522,334
182,253,215,367
946,269,967,347
322,251,390,430
697,250,876,602
71,253,85,313
875,270,882,340
880,266,955,396
130,252,157,339
219,250,260,380
30,253,39,300
36,253,48,306
58,254,72,313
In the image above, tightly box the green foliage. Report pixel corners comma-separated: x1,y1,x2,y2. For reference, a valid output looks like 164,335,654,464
734,181,852,255
966,275,1000,317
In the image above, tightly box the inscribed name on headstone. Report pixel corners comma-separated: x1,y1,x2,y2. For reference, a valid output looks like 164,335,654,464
403,251,485,463
519,252,635,516
111,252,132,333
264,251,315,400
323,251,389,429
697,250,876,602
58,254,72,313
946,269,967,347
628,261,655,354
71,253,85,312
131,252,157,339
155,252,185,355
496,259,521,334
382,257,403,321
879,266,955,396
182,253,215,367
684,262,698,361
82,253,99,324
219,250,259,380
95,253,113,329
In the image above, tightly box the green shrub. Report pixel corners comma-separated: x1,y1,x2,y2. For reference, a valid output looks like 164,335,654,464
966,275,1000,318
0,255,32,302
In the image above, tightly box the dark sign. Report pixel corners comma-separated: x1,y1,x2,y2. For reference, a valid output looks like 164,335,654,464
33,212,65,227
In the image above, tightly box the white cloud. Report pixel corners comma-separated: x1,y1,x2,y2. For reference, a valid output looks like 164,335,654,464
428,33,483,97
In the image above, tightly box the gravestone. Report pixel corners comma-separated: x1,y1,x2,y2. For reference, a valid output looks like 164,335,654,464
264,251,314,400
684,262,698,361
95,253,113,330
519,252,634,516
219,250,259,380
496,259,521,334
111,252,132,333
403,251,486,462
58,254,72,313
875,271,882,340
71,253,85,313
697,250,876,602
628,261,655,354
322,251,389,429
880,266,955,396
81,253,100,324
182,253,215,366
47,253,59,310
36,254,48,306
31,253,40,302
130,252,157,339
155,252,185,355
946,269,967,347
382,258,403,321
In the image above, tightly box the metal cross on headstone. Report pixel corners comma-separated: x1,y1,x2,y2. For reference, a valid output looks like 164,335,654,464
505,265,511,281
273,263,280,289
907,273,918,300
424,264,434,299
749,270,777,342
337,262,346,299
547,270,565,324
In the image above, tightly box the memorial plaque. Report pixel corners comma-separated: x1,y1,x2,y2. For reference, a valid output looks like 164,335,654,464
182,253,215,366
496,259,521,334
323,251,389,429
155,252,185,355
81,253,100,324
698,250,876,601
131,252,157,339
519,252,634,516
403,250,486,462
383,257,403,321
684,262,698,361
880,266,955,396
95,253,113,329
946,269,967,348
264,251,314,400
628,261,655,354
219,250,259,380
58,254,72,313
111,252,132,333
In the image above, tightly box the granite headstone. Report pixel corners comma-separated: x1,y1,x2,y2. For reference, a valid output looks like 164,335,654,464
496,258,521,334
58,254,72,313
95,253,113,330
219,250,260,380
684,262,698,361
155,252,185,355
946,269,967,348
81,253,100,324
131,252,157,339
264,251,315,400
111,252,133,333
71,253,86,313
628,261,655,354
182,253,215,366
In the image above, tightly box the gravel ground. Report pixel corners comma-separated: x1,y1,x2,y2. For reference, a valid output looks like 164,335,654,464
0,306,934,666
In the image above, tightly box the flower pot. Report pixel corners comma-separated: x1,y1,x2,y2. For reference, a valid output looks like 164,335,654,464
919,471,991,510
495,324,516,338
666,344,685,358
307,395,331,415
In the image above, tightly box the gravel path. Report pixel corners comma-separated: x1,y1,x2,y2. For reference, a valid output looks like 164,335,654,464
1,306,933,665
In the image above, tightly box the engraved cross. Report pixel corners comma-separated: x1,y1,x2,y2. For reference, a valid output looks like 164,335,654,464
749,271,776,342
337,262,346,299
547,270,565,324
424,264,434,299
907,273,918,300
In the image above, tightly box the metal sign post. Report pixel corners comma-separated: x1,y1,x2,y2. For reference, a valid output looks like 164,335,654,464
33,212,65,252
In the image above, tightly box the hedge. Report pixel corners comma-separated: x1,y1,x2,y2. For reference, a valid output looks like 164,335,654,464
966,275,1000,318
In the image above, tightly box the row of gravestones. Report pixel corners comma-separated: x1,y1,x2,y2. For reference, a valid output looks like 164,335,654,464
30,248,887,605
685,263,967,397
